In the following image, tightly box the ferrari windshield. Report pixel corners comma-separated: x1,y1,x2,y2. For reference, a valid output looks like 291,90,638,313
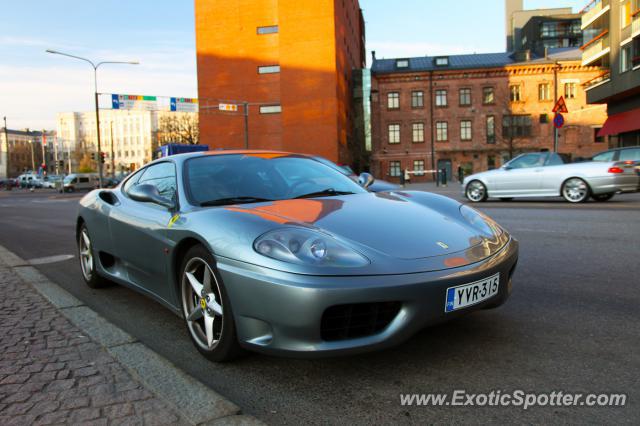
184,154,367,206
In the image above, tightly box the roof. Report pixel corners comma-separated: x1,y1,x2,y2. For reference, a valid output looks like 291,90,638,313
371,48,582,75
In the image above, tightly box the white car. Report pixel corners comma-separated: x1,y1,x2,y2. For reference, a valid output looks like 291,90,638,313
463,152,639,203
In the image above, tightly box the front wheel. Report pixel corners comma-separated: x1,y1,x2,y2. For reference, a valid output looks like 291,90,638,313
180,245,243,362
78,224,109,288
465,180,487,202
561,178,590,203
591,193,614,202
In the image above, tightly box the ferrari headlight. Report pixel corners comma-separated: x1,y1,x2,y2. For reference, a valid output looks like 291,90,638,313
254,228,369,267
460,205,503,238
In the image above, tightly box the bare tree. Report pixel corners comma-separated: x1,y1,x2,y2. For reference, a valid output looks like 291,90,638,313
157,114,199,145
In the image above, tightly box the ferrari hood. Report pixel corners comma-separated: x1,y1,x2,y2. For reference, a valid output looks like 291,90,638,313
225,193,486,260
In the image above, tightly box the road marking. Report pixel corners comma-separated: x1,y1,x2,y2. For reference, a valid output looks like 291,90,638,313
27,254,75,265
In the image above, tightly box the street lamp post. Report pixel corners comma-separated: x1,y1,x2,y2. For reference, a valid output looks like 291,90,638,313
45,49,138,187
3,116,9,178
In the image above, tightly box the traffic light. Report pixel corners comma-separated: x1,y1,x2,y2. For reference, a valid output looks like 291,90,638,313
100,152,106,164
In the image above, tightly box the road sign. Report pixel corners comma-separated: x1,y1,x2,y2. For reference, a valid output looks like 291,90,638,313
170,97,198,113
219,103,238,112
111,94,158,111
553,112,564,129
552,96,568,113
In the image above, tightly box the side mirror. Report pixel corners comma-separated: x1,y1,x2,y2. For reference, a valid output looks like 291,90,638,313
358,172,375,189
128,184,175,210
502,165,512,170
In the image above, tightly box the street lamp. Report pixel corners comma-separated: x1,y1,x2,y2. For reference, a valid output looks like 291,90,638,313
45,49,138,187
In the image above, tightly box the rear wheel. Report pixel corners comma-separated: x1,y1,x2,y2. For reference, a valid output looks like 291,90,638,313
180,245,243,362
465,180,487,202
591,193,614,202
561,178,590,203
78,224,108,288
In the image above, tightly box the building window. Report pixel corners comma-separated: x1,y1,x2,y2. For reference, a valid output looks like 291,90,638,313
389,161,401,177
413,160,425,176
486,116,495,143
621,43,632,73
387,92,399,109
411,91,424,108
257,25,278,34
538,83,550,101
258,65,280,74
460,120,472,141
435,90,447,107
459,88,471,106
594,128,604,143
259,105,281,114
412,122,425,143
509,84,522,102
564,83,577,99
483,87,494,104
434,57,449,66
436,121,448,141
502,115,532,138
396,59,409,68
388,124,400,144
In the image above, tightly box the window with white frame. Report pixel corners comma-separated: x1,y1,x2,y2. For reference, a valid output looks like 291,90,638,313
509,84,522,102
460,120,472,141
387,92,399,109
564,83,577,99
459,88,471,106
436,121,448,141
389,161,401,177
388,124,400,144
412,122,425,143
538,83,551,101
621,43,632,73
411,91,424,108
413,160,425,176
435,89,447,107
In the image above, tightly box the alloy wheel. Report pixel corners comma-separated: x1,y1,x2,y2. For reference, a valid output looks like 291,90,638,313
562,178,588,203
182,257,224,350
79,229,93,281
466,181,486,202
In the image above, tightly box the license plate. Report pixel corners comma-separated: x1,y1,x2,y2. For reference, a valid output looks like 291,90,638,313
445,273,500,312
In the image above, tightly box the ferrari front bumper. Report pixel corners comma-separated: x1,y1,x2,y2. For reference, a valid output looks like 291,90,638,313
217,237,519,358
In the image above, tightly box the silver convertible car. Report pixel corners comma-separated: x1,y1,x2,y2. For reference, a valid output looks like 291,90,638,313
77,151,518,361
463,152,639,203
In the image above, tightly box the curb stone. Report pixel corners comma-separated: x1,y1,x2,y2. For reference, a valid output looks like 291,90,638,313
0,244,264,426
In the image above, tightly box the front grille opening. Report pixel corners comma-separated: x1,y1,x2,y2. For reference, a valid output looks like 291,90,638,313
321,302,401,341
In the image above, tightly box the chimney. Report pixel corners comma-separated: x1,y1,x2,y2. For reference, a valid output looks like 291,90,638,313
371,50,376,62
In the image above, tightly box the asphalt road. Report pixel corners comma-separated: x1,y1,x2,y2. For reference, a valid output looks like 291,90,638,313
1,188,639,424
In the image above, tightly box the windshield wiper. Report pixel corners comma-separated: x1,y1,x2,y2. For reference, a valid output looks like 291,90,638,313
294,188,356,199
200,196,274,207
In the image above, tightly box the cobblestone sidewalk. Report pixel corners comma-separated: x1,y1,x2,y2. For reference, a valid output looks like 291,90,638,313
0,263,188,426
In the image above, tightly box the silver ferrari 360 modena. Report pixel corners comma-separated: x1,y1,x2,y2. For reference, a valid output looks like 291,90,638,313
77,151,518,361
463,152,639,203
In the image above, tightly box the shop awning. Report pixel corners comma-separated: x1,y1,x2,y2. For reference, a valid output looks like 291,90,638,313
597,108,640,137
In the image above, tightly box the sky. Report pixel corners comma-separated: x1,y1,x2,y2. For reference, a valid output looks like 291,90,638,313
0,0,587,130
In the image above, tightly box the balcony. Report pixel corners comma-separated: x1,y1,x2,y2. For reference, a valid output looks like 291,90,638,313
583,70,610,91
581,30,610,66
581,0,610,30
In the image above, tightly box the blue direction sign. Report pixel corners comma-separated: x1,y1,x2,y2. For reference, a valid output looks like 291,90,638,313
553,112,564,129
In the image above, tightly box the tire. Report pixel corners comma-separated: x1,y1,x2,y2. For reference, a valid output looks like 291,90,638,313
591,193,614,202
78,224,109,288
561,178,590,203
180,245,243,362
465,180,488,202
499,198,514,201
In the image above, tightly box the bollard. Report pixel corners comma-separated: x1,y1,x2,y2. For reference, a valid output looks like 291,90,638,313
441,168,447,186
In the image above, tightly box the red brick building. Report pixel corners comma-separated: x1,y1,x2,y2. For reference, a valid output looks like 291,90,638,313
195,0,366,163
370,49,608,182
